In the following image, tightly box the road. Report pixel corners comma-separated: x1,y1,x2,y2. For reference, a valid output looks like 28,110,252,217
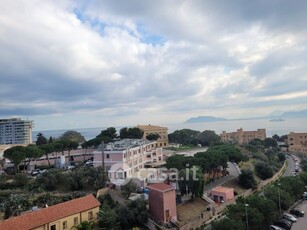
203,162,240,193
283,153,300,177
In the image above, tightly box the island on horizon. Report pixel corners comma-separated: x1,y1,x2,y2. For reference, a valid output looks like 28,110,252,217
185,116,227,123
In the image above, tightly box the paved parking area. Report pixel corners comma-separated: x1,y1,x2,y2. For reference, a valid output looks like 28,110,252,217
290,200,307,230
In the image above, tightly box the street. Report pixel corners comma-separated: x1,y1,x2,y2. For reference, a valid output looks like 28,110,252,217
283,154,298,177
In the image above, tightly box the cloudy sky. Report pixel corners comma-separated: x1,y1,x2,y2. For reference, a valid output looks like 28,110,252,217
1,0,307,131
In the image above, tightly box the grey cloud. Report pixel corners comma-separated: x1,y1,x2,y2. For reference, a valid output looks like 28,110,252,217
1,0,307,129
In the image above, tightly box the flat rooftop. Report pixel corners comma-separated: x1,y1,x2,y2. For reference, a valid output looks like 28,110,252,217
102,139,153,151
212,186,234,193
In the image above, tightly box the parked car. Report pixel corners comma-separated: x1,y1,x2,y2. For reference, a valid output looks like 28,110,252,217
290,209,304,217
31,169,40,176
66,165,75,170
274,219,292,230
283,213,297,222
269,225,283,230
85,160,93,166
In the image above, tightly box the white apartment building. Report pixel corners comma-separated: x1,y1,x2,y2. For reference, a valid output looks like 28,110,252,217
93,139,164,187
0,118,33,145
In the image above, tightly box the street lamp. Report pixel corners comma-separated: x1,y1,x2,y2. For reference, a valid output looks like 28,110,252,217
245,203,249,230
277,182,281,215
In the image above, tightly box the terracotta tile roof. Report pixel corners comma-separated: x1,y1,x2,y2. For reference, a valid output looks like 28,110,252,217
212,186,234,193
148,183,174,192
0,194,100,230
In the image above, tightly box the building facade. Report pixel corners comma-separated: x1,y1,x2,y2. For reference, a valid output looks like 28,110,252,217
0,118,33,145
286,132,307,154
138,124,169,147
220,128,266,144
211,186,234,203
0,194,100,230
93,139,163,187
148,183,177,224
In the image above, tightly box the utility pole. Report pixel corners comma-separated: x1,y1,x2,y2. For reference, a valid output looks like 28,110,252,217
278,182,281,215
245,203,249,230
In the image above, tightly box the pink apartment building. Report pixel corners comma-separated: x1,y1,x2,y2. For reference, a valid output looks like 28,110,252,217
148,183,177,224
93,139,164,187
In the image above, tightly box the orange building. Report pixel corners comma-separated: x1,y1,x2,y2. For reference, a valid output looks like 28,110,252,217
220,128,266,144
138,124,169,147
148,183,177,224
0,194,100,230
286,132,307,154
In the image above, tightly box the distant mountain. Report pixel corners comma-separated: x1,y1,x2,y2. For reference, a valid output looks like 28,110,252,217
185,109,307,124
185,116,227,123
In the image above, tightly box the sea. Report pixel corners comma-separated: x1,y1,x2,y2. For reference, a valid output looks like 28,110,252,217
32,117,307,141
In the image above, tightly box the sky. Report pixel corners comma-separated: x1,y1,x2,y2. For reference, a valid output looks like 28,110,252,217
1,0,307,131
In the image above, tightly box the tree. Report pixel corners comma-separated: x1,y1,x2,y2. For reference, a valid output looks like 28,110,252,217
277,152,286,162
263,138,278,148
122,181,137,198
226,203,264,230
249,138,264,146
301,159,307,172
36,170,63,191
168,129,200,146
264,185,293,211
212,218,244,230
272,134,287,142
58,130,86,143
238,169,257,189
3,147,26,173
119,127,144,139
299,172,307,185
164,154,194,171
119,127,129,139
254,161,274,180
145,133,160,141
24,145,45,169
279,176,305,200
67,140,79,162
117,198,148,229
97,127,118,140
73,221,93,230
53,141,63,158
98,204,119,229
48,136,54,143
243,195,277,227
178,166,204,199
197,130,220,146
36,133,47,146
38,144,54,166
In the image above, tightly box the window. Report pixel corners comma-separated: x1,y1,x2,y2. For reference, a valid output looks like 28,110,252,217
88,211,93,220
106,154,110,159
74,217,78,225
50,225,56,230
63,221,67,229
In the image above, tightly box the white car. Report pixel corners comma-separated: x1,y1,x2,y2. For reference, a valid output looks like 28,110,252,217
283,213,297,222
66,165,75,170
269,225,282,230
